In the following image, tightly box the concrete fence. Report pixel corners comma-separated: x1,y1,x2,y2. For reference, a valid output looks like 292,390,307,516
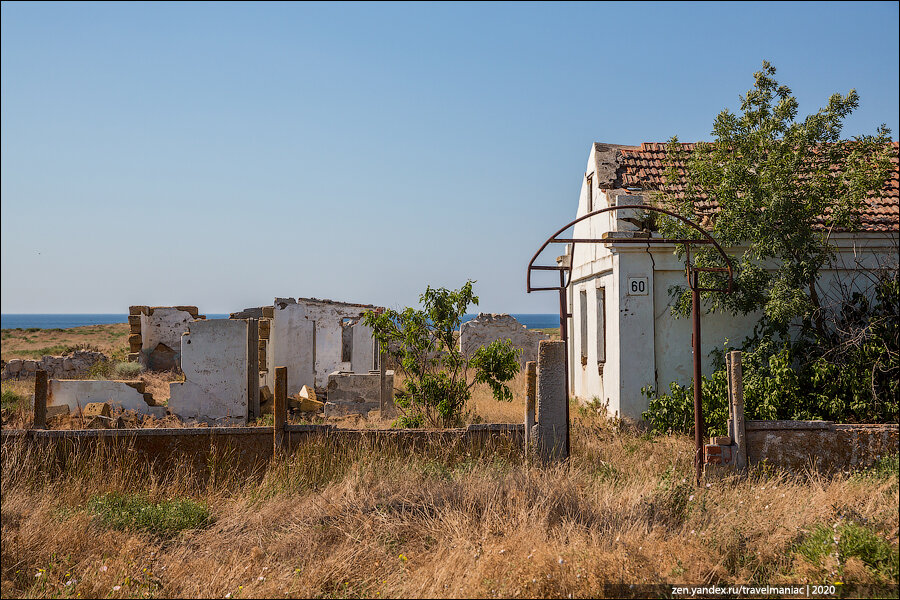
704,351,899,473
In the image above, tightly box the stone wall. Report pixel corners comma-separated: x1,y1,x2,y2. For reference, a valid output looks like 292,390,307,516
460,314,549,367
1,351,106,381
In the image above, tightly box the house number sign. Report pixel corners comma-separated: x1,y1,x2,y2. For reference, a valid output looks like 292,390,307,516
627,277,648,296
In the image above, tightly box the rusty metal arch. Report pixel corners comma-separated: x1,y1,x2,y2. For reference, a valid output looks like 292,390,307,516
526,204,733,483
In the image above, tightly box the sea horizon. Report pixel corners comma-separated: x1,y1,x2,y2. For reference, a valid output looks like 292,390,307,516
1,313,560,330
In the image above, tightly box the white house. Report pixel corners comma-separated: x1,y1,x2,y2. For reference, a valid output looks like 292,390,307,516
564,142,899,420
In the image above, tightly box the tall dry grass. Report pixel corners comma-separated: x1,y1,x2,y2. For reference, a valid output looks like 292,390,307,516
2,409,897,598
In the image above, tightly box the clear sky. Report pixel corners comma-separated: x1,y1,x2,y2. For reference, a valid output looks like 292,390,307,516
2,1,898,314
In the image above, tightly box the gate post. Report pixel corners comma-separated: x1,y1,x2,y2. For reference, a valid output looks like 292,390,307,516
524,361,536,456
536,341,568,462
274,366,287,453
728,351,747,469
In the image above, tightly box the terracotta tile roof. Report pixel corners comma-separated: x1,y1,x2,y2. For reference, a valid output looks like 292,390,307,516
599,142,899,233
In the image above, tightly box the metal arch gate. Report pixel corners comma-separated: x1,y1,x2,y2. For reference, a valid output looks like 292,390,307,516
526,205,734,484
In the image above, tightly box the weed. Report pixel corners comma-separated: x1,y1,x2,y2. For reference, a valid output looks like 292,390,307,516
87,492,212,536
796,521,899,581
1,388,29,411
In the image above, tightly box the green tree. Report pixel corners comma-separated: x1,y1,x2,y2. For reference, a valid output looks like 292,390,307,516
641,61,899,431
657,61,894,336
362,281,520,428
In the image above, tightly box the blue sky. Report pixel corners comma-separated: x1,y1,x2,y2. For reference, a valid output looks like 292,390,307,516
2,1,898,314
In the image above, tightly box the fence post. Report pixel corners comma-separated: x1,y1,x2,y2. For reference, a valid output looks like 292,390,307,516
536,340,568,462
524,361,536,456
274,366,287,452
33,369,48,429
728,351,747,469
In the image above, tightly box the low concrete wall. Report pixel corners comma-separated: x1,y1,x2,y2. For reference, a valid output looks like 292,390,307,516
48,379,165,417
704,351,898,474
745,421,898,471
0,424,525,478
325,370,394,416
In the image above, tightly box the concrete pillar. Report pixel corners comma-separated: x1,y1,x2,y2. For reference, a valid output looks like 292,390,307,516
536,341,568,461
728,351,747,469
524,361,536,454
33,369,48,429
274,366,287,452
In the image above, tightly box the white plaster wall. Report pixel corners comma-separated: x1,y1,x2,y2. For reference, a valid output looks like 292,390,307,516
48,380,164,417
572,235,898,421
271,302,316,396
271,299,377,392
140,308,195,352
350,322,376,373
168,319,249,424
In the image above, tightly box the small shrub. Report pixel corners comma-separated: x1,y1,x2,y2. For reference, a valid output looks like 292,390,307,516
87,492,211,536
112,361,144,378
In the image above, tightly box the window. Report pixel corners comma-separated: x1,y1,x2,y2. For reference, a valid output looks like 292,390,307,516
597,288,606,363
341,318,354,362
586,174,594,212
580,290,588,366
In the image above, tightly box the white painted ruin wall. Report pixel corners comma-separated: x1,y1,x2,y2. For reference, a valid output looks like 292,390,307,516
168,319,250,424
140,307,195,368
48,380,164,417
271,303,315,396
350,322,376,373
271,299,377,393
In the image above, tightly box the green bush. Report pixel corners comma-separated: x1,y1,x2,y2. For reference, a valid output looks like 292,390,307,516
112,361,144,378
643,272,899,435
363,281,520,428
87,492,211,536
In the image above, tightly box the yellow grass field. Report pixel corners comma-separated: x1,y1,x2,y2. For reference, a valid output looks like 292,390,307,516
1,323,130,362
1,413,897,599
1,325,898,597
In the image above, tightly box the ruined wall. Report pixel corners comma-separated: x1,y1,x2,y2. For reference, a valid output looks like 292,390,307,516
460,314,549,367
1,351,106,381
129,305,204,370
48,379,166,417
168,319,250,424
271,298,379,394
324,370,394,417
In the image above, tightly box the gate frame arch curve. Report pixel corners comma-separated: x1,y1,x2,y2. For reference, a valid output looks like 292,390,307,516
526,205,733,483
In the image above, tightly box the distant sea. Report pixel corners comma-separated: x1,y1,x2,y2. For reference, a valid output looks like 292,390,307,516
1,313,560,330
1,314,230,330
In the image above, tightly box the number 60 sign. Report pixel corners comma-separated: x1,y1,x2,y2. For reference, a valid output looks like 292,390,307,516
627,277,648,296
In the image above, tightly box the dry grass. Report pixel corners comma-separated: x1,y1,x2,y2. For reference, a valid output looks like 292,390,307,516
2,411,896,598
1,323,130,362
